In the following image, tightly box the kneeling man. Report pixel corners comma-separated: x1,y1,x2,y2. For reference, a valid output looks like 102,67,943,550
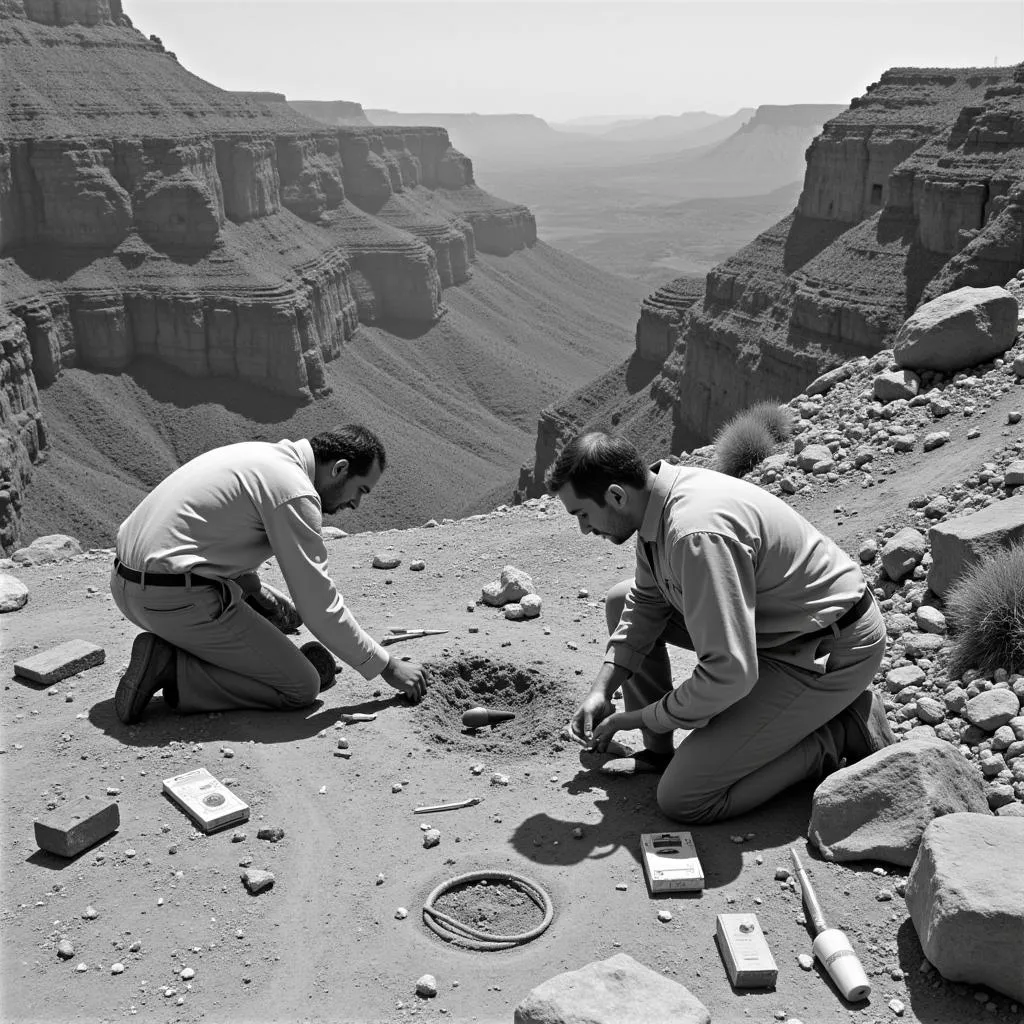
111,424,428,722
547,431,893,824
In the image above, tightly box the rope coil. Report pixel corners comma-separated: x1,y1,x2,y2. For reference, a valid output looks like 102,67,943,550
422,869,554,951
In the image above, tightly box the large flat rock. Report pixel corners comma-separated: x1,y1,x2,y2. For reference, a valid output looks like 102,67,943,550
905,813,1024,1002
809,738,990,866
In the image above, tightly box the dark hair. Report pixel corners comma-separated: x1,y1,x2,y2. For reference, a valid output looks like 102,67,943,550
309,424,387,477
544,432,646,505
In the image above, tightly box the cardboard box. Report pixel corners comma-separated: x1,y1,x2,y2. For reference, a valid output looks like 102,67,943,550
716,913,778,988
162,768,249,833
640,831,704,892
34,795,119,858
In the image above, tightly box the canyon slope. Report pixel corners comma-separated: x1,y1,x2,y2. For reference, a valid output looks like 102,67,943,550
0,0,646,553
514,65,1024,498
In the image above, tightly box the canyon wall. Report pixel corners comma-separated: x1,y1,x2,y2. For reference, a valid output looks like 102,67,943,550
0,0,536,551
519,65,1024,498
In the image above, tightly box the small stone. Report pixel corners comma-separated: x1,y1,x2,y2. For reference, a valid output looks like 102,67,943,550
409,560,425,571
180,968,195,980
336,738,349,750
656,909,672,922
889,997,906,1016
395,907,408,919
373,553,401,570
774,867,790,881
76,963,88,973
57,939,75,959
490,773,509,787
240,868,275,894
392,783,403,793
106,787,120,796
615,883,628,891
318,785,327,795
375,873,386,886
423,829,441,848
730,835,745,844
797,953,814,970
82,906,98,920
415,974,438,998
111,963,124,975
221,747,234,759
231,831,246,843
877,889,894,902
572,827,584,839
128,941,141,952
257,827,285,843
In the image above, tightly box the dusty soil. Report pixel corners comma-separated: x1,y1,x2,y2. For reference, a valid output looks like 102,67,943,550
4,385,1024,1024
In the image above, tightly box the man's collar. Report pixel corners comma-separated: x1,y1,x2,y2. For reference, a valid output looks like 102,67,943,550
297,438,316,484
638,460,672,542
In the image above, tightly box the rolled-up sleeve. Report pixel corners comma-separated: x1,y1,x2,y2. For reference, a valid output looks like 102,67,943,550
263,497,389,679
641,532,759,732
603,539,674,672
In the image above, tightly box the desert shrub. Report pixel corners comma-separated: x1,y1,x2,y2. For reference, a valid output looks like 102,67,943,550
945,542,1024,679
712,414,776,478
744,400,794,444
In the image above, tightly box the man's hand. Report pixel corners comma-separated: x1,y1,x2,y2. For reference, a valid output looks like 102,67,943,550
381,657,429,704
570,691,614,747
591,709,645,752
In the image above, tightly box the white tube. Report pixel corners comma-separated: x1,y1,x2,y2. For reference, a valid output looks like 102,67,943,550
812,927,872,1002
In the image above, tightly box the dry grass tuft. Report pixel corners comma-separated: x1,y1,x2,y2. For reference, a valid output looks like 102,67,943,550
945,542,1024,680
712,401,794,478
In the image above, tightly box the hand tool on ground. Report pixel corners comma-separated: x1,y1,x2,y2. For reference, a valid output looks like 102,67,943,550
790,847,872,1001
339,712,376,723
413,797,482,814
381,629,449,646
462,706,516,728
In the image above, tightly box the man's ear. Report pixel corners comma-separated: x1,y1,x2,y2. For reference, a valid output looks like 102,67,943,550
606,483,628,508
331,458,349,479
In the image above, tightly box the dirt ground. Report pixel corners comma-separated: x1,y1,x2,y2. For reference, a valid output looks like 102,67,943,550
3,433,1024,1024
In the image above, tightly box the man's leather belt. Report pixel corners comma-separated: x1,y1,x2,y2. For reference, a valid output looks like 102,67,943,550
114,558,216,588
832,589,874,631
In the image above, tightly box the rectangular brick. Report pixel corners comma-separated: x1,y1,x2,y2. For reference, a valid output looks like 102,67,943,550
34,796,120,858
14,640,105,685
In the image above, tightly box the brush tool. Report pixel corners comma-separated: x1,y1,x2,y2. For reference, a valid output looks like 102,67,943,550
462,706,516,728
790,847,872,1002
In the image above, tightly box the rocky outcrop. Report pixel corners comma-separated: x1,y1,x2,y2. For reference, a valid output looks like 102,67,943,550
0,0,537,551
634,275,703,362
273,98,370,127
663,67,1018,445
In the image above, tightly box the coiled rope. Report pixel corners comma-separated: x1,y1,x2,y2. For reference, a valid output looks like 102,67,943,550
422,869,554,951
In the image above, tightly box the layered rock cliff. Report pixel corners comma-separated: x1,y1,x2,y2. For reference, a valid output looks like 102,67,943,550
517,66,1023,496
0,0,536,551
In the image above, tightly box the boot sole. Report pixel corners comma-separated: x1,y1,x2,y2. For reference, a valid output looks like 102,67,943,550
114,633,163,724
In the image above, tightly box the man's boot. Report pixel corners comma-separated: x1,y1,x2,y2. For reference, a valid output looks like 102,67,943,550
300,641,338,692
115,633,177,724
835,688,896,764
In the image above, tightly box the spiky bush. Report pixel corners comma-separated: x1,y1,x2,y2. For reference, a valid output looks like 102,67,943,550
712,401,793,478
945,542,1024,680
712,415,776,478
745,400,795,444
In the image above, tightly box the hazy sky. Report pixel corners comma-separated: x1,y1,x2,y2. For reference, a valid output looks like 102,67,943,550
129,1,1023,122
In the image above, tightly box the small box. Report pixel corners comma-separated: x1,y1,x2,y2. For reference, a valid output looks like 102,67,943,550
34,795,120,858
716,913,778,988
162,768,249,833
640,831,704,892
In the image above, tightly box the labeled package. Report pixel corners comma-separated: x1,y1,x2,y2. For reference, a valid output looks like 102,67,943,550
716,912,779,988
640,830,705,893
162,767,250,833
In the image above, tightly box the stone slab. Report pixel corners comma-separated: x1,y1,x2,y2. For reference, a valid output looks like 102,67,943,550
13,639,106,685
34,796,120,858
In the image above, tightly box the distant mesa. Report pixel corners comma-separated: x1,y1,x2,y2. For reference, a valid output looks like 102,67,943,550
0,0,536,553
516,65,1024,497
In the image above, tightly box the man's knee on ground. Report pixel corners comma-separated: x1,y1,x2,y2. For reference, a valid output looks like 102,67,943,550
281,659,321,707
604,578,632,634
657,777,728,826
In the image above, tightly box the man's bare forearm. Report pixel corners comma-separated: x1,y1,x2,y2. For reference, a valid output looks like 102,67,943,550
590,662,631,700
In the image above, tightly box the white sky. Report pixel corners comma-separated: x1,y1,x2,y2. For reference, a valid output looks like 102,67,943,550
128,1,1024,122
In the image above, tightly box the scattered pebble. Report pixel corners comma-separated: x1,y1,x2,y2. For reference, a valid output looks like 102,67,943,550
409,560,425,571
572,827,584,839
111,963,124,975
375,873,386,885
76,963,88,973
336,738,349,750
889,998,906,1016
490,773,509,787
57,939,74,959
415,974,437,998
657,910,672,922
180,968,194,980
615,883,628,891
257,827,285,843
221,747,234,759
82,906,98,920
240,868,275,894
392,783,403,793
797,953,814,970
372,554,401,570
774,867,790,881
423,829,441,849
318,785,327,795
395,907,408,920
231,831,246,843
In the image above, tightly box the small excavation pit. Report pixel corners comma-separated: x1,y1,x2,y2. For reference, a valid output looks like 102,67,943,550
417,657,577,758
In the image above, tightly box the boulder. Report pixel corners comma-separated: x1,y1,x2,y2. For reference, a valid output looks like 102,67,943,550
513,953,710,1024
11,534,82,565
894,286,1019,372
873,370,920,403
0,573,29,612
905,813,1024,1001
797,443,833,472
809,738,990,866
903,632,946,659
927,496,1024,596
481,565,535,607
963,690,1021,731
880,527,927,582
